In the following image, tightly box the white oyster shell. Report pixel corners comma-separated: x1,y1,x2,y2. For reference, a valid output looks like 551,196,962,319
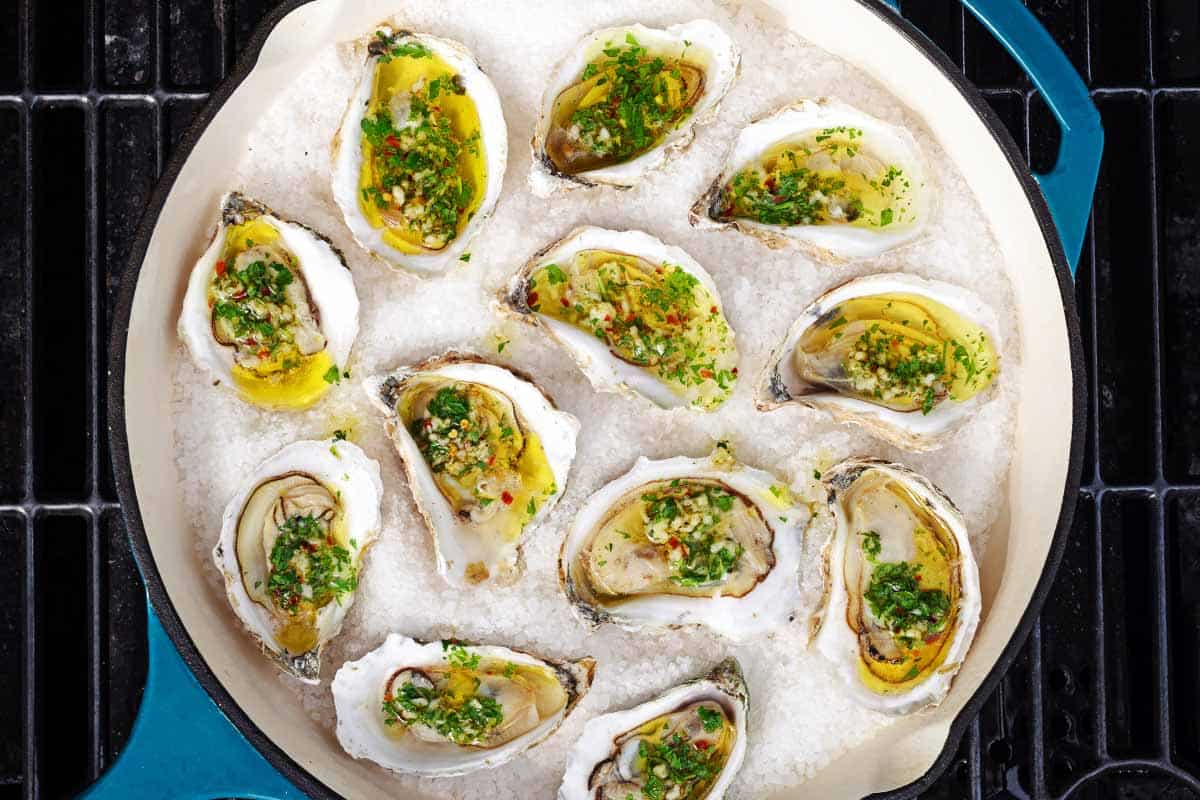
756,272,1001,452
364,352,579,586
331,27,507,274
559,658,748,800
333,633,594,776
502,226,739,411
177,191,359,408
814,458,982,715
559,451,810,640
690,99,933,262
530,21,739,196
212,439,383,683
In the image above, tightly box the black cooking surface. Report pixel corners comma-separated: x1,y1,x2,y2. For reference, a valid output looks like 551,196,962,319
1,0,1198,797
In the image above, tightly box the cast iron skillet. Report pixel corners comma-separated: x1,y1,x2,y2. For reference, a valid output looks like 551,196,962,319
97,0,1098,797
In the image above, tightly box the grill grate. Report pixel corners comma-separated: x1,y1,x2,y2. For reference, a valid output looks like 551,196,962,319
1,0,1198,798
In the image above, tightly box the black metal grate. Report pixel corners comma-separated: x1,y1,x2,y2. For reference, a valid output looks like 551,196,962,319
1,0,1198,797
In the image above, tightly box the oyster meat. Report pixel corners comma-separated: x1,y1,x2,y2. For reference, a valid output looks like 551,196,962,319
365,353,578,585
333,634,594,776
178,192,359,409
560,447,810,640
212,438,383,683
530,21,739,195
757,273,1000,451
332,27,507,274
559,658,748,800
504,227,739,411
691,99,932,262
815,458,981,715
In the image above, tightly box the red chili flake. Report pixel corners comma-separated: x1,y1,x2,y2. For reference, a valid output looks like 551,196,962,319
695,740,710,751
603,314,612,322
626,313,635,322
666,314,679,325
709,305,717,314
258,348,270,359
385,135,401,148
655,267,663,274
423,419,433,429
700,369,713,379
914,574,921,582
924,633,941,644
383,693,394,703
731,367,739,375
215,260,227,276
667,536,680,549
326,535,334,546
487,455,495,465
560,297,570,307
773,195,786,204
234,291,246,299
527,291,539,305
501,491,514,505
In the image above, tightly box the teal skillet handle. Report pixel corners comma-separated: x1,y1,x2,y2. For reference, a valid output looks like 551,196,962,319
81,598,307,800
881,0,1103,274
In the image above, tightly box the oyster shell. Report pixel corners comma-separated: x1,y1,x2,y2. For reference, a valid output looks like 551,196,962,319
333,634,594,776
178,192,359,409
365,353,578,586
503,226,739,411
212,438,383,683
332,27,507,274
560,448,810,640
690,99,933,262
814,458,981,715
559,658,748,800
530,21,739,196
757,273,1000,451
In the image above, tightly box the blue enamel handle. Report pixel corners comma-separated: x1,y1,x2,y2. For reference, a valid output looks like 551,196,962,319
882,0,1103,274
81,600,306,800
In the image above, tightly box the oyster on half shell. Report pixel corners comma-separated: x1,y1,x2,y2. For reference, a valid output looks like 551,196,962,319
212,439,383,683
333,634,594,776
332,27,507,274
530,21,739,196
503,227,739,411
691,99,933,262
560,447,810,640
178,192,359,410
365,353,578,586
559,658,748,800
814,458,981,715
757,273,1000,452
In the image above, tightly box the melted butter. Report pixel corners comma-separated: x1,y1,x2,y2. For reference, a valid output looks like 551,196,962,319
854,477,962,693
358,51,486,254
232,350,335,410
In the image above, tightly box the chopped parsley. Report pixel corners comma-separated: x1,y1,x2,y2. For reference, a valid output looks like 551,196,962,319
381,674,503,746
323,365,342,384
638,481,744,587
267,513,356,613
863,558,951,648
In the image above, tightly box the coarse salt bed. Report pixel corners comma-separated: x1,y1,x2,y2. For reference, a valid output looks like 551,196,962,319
170,0,1021,797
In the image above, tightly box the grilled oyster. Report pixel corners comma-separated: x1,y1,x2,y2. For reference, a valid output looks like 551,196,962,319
212,438,383,683
503,226,739,411
365,353,578,586
691,99,932,262
559,658,748,800
815,458,981,715
333,634,594,776
757,273,1000,451
530,21,739,195
560,447,810,640
178,192,359,409
332,27,507,274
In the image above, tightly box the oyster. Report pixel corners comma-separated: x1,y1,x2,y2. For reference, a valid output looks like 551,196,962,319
503,227,739,411
559,658,748,800
178,192,359,409
332,27,507,274
690,99,932,262
757,273,1000,451
212,438,383,683
560,448,810,640
815,458,981,715
530,21,739,195
333,634,594,776
365,353,578,585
